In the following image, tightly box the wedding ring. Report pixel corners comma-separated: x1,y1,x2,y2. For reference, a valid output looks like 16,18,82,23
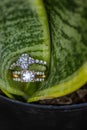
10,53,47,82
10,53,47,70
12,70,46,82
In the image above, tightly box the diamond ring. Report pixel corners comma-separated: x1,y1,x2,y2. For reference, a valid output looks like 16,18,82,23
10,53,47,82
12,70,46,82
10,53,47,70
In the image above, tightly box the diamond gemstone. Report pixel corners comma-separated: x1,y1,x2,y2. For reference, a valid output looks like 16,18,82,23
20,63,28,69
28,57,35,64
17,54,35,69
17,54,29,69
22,71,35,82
35,59,39,63
44,61,47,65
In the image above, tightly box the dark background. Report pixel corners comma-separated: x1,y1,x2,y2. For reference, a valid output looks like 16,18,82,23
0,97,87,130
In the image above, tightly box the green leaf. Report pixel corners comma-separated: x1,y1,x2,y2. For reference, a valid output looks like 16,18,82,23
0,0,87,103
28,0,87,102
0,0,50,99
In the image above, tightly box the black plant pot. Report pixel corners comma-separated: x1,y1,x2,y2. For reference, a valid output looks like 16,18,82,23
0,95,87,130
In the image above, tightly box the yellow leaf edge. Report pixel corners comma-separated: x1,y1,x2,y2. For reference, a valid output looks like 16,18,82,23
28,62,87,102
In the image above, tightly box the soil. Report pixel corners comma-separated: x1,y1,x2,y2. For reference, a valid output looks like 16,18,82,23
1,84,87,105
38,84,87,105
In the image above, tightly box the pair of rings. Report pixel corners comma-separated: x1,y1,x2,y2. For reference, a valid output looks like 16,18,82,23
10,53,47,82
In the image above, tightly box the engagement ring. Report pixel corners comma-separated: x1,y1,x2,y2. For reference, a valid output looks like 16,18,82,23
10,53,47,82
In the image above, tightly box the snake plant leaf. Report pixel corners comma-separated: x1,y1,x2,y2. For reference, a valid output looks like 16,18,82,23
28,0,87,102
0,0,87,103
0,0,50,99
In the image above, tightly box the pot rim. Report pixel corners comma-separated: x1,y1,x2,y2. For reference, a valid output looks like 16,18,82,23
0,94,87,111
